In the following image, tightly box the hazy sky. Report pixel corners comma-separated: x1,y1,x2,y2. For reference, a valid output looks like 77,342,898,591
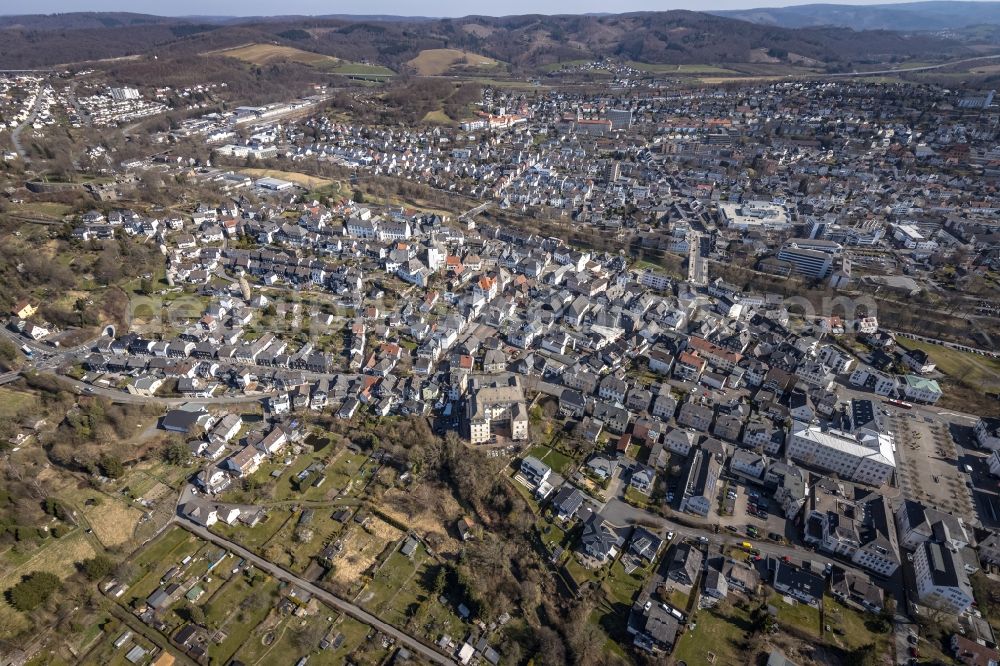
4,0,979,17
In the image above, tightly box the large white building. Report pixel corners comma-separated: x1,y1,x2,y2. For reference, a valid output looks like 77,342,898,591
718,201,791,231
849,368,898,397
912,536,975,614
976,417,1000,451
466,374,528,444
776,244,834,278
787,422,895,487
901,375,942,405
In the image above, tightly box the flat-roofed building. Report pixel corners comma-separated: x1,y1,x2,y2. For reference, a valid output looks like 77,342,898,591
719,201,791,231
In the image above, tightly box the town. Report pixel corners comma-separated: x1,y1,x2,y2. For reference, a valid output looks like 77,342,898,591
2,7,1000,666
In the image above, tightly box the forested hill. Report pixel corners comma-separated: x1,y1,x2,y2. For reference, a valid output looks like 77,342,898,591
0,9,973,70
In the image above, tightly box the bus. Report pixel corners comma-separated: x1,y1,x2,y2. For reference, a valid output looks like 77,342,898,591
20,345,33,359
885,398,912,410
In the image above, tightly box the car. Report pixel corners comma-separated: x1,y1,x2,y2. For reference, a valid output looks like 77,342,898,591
782,555,791,563
666,531,675,541
768,532,783,542
698,536,709,543
907,635,918,645
909,647,919,658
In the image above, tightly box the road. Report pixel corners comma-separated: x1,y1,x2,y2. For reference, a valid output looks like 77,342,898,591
825,53,1000,78
11,84,47,163
459,201,492,222
175,518,456,665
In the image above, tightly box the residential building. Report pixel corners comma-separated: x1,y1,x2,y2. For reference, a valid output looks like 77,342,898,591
679,448,721,517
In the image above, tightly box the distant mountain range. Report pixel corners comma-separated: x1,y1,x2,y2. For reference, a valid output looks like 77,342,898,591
713,1,1000,32
0,9,982,70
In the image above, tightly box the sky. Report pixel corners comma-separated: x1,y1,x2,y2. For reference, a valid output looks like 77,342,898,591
5,0,989,17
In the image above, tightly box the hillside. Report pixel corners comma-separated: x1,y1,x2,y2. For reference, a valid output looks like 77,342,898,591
0,10,975,71
714,1,1000,32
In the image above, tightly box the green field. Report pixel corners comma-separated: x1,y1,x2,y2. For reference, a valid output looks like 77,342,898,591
672,604,753,666
770,593,821,636
526,445,574,475
329,63,395,78
897,337,1000,393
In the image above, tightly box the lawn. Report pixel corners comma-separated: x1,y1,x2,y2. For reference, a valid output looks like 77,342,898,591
206,576,279,665
624,486,651,508
668,588,691,612
324,450,367,496
563,555,597,588
211,508,295,554
823,596,891,653
526,444,573,475
130,525,196,576
361,548,420,612
602,558,647,606
673,604,753,666
897,337,1000,393
770,593,821,637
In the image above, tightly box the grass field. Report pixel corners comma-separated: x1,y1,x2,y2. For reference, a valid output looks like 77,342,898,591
79,494,143,548
329,62,395,77
421,110,452,125
240,168,338,190
897,337,1000,393
9,201,74,219
0,388,37,423
209,43,393,78
626,61,739,75
406,49,502,76
209,43,342,68
329,519,402,586
672,604,753,666
0,530,95,592
771,593,821,636
527,445,574,475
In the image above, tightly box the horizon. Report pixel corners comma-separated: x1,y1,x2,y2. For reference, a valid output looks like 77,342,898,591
3,0,998,19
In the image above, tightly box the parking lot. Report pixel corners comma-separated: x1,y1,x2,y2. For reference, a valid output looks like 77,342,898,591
892,409,977,526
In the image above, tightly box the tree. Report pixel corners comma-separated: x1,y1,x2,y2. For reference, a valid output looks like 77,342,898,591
751,603,776,633
186,603,205,625
162,442,191,466
81,555,116,580
352,189,365,204
432,566,447,595
846,643,878,666
98,455,124,479
8,571,61,611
